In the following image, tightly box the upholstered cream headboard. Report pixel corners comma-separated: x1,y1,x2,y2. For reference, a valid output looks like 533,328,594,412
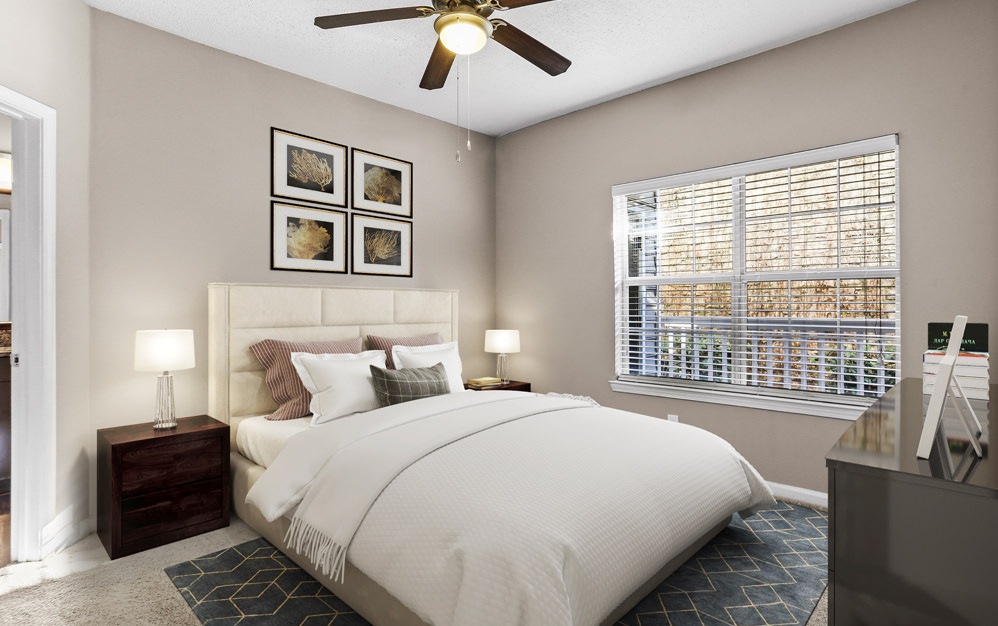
208,282,459,426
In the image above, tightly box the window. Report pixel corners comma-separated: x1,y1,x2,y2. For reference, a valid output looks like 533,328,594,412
612,136,898,416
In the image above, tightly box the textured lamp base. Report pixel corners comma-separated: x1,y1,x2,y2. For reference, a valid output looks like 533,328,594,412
496,353,510,385
153,373,178,429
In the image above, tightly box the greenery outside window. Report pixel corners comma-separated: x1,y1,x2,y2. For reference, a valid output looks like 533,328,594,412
611,136,899,418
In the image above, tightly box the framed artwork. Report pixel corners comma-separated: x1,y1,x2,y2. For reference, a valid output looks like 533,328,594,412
917,314,983,460
271,201,347,274
351,148,412,217
272,128,347,207
352,214,412,277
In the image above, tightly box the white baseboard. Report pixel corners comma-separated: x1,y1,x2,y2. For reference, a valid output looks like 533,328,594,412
767,481,828,509
40,505,93,556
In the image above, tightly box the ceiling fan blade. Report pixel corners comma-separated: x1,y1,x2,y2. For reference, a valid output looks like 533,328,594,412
497,0,559,8
490,21,571,76
419,39,456,90
314,7,433,29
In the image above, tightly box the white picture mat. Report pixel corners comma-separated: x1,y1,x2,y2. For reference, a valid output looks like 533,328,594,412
352,149,412,217
272,202,347,273
272,128,347,207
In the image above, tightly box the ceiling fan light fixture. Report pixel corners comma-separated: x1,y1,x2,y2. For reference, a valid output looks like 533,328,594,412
435,13,493,55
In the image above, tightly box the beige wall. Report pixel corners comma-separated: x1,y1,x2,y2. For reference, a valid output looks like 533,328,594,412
0,0,92,520
495,0,998,492
89,11,497,433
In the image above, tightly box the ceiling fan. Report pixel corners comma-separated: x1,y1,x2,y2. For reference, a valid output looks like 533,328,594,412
314,0,571,90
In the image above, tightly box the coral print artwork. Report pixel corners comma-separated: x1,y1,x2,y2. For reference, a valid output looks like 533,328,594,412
363,163,403,206
287,217,334,261
287,146,336,194
363,227,401,265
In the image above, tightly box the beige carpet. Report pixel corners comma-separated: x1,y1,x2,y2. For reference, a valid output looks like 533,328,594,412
807,587,829,626
0,521,258,625
1,518,829,626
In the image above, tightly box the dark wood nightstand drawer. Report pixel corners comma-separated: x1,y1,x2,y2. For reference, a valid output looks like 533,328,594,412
121,478,225,544
120,437,222,495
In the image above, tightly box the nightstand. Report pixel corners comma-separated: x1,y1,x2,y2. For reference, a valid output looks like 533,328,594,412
97,415,230,559
465,380,532,392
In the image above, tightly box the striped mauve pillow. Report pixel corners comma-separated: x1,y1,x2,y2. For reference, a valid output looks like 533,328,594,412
250,337,362,420
365,333,443,369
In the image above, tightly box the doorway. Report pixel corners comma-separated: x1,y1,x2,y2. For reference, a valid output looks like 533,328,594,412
0,113,9,567
0,84,57,564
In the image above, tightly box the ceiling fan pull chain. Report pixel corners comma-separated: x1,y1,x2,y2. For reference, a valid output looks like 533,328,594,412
455,58,462,164
466,54,472,152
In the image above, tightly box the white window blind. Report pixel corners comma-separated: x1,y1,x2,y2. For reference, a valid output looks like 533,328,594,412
612,136,899,404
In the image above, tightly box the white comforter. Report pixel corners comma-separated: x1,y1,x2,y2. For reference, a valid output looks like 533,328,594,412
246,391,773,626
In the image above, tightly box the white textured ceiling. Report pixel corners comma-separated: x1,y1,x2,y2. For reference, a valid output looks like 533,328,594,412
84,0,915,136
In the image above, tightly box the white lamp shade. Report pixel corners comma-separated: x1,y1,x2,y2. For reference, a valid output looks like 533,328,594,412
134,329,196,372
484,329,520,354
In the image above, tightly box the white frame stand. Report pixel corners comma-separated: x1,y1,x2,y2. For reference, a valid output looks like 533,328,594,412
917,315,984,460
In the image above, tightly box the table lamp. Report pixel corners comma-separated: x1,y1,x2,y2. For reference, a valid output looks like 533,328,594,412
484,329,520,384
134,329,195,429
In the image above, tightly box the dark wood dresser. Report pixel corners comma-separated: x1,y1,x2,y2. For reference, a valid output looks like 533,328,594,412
826,378,997,625
97,415,230,559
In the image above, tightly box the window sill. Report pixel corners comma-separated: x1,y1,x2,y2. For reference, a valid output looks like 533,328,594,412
609,379,873,420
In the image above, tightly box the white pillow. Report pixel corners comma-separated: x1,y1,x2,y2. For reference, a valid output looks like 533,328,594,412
290,350,387,425
391,342,466,394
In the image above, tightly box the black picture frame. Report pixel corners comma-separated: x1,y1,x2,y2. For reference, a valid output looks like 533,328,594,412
271,201,347,274
351,148,413,218
271,128,347,207
351,214,412,277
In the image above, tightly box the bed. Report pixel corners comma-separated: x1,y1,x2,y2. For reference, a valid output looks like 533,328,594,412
208,282,773,626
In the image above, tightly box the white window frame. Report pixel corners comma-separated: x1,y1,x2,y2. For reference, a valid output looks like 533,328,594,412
611,135,899,420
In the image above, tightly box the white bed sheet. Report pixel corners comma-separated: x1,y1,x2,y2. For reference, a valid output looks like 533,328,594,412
235,414,311,468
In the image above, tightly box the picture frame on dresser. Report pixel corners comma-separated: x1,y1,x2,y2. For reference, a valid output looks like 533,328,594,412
351,213,412,277
351,148,412,218
271,201,347,274
271,127,347,207
916,314,983,460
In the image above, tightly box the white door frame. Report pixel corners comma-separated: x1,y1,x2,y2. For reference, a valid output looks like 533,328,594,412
0,84,57,562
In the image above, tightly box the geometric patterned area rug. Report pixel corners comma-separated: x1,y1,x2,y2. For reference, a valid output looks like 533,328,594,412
165,539,368,626
166,501,827,626
617,501,828,625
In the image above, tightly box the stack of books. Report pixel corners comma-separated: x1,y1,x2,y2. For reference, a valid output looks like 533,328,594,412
922,350,990,400
466,376,504,390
